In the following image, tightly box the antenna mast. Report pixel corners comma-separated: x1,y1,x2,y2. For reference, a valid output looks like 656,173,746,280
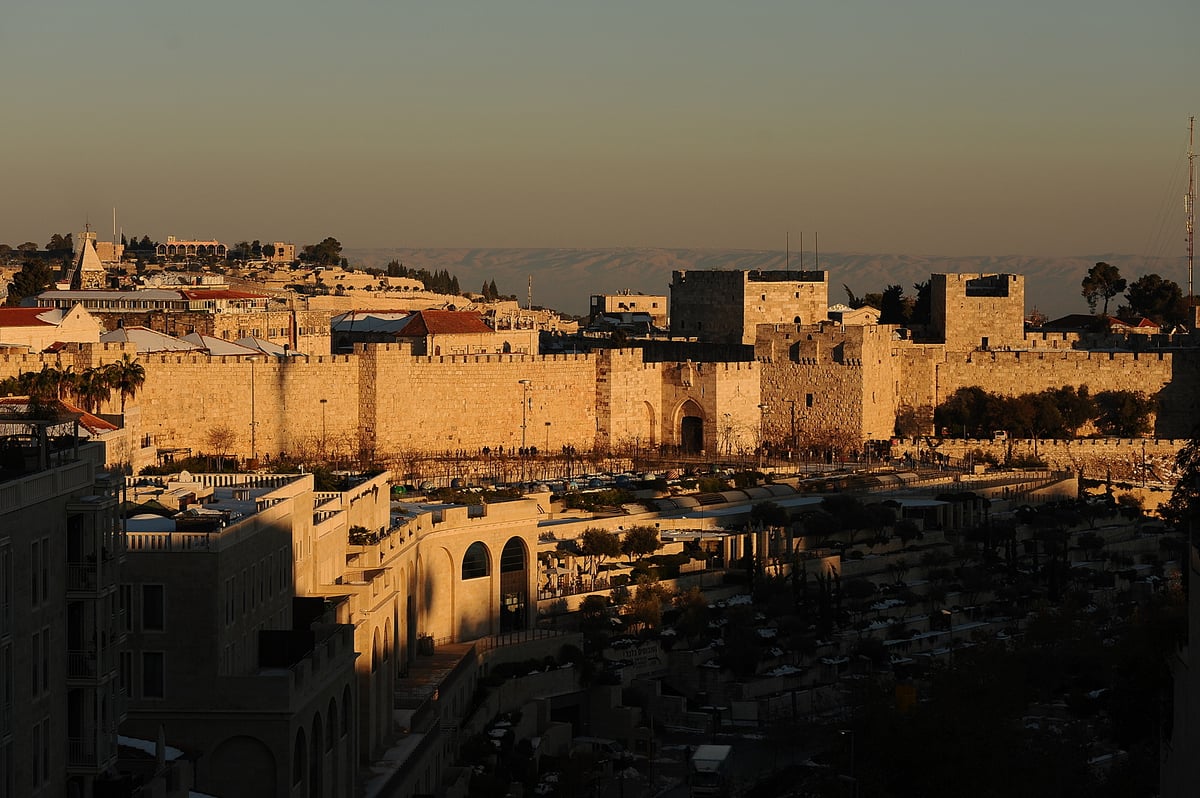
785,232,789,277
527,274,532,310
1187,115,1196,300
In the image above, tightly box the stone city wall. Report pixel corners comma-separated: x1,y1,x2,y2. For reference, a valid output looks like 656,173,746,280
926,437,1186,486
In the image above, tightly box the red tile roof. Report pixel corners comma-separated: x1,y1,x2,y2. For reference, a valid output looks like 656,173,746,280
0,397,118,434
394,310,492,337
0,308,53,328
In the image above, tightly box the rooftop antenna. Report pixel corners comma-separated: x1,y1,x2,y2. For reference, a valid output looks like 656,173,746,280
785,231,789,277
814,232,820,272
799,232,804,271
1187,115,1195,300
527,274,533,311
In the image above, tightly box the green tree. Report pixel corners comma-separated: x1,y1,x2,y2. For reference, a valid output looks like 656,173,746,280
579,527,621,577
73,367,112,413
301,237,343,266
879,284,909,324
46,233,73,255
1121,273,1188,326
1080,262,1126,315
5,259,55,305
1161,428,1200,539
620,525,660,562
910,280,933,325
629,576,669,630
1093,390,1155,437
104,354,146,414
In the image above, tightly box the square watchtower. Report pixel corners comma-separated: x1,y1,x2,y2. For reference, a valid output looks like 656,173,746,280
931,273,1025,351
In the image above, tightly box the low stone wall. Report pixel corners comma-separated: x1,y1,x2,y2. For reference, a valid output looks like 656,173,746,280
919,438,1186,485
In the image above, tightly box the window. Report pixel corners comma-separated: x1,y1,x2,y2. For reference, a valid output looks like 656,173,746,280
30,539,40,609
120,585,132,632
142,585,165,631
461,542,490,580
142,652,165,698
31,629,41,696
0,544,10,634
119,651,132,694
805,393,814,408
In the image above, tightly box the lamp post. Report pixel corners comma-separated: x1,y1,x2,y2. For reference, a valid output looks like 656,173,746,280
519,379,531,483
839,729,857,798
319,399,328,455
786,399,797,459
757,403,769,470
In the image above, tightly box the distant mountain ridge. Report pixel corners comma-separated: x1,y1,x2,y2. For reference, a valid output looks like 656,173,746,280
344,247,1189,320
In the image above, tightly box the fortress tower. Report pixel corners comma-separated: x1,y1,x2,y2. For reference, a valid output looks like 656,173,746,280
670,269,829,345
930,273,1025,351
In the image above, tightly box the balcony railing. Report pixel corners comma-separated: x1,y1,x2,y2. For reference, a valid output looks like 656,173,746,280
66,557,118,594
67,648,116,681
67,734,116,770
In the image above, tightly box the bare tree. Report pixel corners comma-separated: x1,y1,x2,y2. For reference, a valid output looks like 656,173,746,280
205,424,238,471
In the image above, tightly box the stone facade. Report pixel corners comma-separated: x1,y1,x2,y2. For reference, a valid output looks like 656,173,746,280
1,270,1198,465
931,273,1025,350
670,269,829,345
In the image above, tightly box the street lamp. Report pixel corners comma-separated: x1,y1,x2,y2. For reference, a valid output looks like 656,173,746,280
839,729,858,798
757,403,769,470
319,398,328,454
519,380,532,483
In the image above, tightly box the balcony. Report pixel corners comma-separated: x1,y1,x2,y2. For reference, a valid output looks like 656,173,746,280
67,733,117,772
66,559,117,596
67,647,117,684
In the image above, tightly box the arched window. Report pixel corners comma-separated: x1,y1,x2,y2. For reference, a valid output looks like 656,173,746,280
462,542,490,580
500,539,525,573
326,699,336,751
293,729,307,786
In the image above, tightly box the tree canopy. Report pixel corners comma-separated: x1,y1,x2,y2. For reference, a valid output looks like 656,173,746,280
5,259,56,306
934,385,1154,439
1120,273,1188,326
1081,262,1126,315
300,237,343,266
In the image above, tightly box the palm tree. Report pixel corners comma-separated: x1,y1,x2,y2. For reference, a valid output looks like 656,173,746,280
73,368,112,414
105,354,146,414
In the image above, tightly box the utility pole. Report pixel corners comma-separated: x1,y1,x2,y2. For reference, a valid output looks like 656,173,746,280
1187,115,1195,301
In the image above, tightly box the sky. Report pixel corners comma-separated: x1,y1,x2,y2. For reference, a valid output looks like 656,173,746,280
2,0,1197,260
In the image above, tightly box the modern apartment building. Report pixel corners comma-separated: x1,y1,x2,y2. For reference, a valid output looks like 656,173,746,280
0,408,124,797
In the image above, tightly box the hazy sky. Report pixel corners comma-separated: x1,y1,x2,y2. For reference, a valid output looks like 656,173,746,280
2,0,1196,258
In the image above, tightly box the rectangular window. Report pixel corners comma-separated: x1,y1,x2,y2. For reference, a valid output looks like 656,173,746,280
120,585,132,632
39,538,48,604
805,393,814,408
40,628,49,695
30,540,39,609
119,651,132,694
0,544,10,634
142,584,165,631
142,652,165,698
30,629,40,696
31,723,40,786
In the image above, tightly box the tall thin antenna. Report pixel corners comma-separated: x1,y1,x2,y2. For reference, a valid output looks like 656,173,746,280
527,274,532,311
1187,115,1195,300
814,232,820,271
785,232,789,277
799,232,804,271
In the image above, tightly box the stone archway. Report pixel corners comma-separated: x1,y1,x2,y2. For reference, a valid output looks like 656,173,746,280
498,537,529,633
209,735,277,797
676,398,705,453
